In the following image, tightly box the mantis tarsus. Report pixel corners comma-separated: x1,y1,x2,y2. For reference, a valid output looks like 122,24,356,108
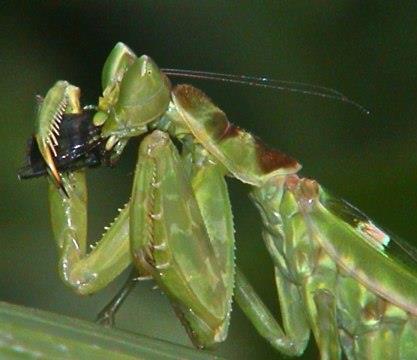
19,42,417,359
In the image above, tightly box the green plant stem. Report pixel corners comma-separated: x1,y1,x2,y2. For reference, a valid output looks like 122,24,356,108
0,301,223,359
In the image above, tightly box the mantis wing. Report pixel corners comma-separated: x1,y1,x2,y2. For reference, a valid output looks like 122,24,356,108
296,178,417,316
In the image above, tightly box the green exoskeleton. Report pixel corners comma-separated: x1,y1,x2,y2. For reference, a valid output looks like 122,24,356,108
24,42,417,359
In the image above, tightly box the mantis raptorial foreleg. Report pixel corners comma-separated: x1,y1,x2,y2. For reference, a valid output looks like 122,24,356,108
48,130,232,347
129,130,233,348
48,167,132,295
181,138,235,311
93,134,237,343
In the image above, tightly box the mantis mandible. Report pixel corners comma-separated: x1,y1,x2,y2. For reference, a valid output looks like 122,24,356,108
19,42,417,359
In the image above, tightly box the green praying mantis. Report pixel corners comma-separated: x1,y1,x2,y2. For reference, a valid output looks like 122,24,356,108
19,42,417,359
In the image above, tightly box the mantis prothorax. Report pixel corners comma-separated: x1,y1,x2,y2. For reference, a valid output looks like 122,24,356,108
20,42,417,359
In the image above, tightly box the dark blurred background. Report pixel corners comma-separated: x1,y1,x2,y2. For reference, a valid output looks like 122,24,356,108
2,2,417,359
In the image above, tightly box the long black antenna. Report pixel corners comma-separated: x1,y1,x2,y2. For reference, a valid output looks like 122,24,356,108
162,68,369,114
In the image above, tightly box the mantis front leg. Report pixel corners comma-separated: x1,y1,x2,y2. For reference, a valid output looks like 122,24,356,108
48,170,132,295
94,133,238,342
49,133,227,346
129,130,233,348
33,80,134,296
47,120,234,348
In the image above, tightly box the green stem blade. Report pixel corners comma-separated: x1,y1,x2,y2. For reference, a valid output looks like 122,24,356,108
0,301,223,360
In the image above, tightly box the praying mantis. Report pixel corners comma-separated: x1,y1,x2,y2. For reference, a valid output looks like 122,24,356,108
19,42,417,359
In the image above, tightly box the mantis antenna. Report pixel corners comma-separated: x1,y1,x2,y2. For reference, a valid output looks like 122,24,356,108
162,68,370,114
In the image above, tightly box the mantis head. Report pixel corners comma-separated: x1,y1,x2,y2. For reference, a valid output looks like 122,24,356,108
20,43,173,187
93,42,171,163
